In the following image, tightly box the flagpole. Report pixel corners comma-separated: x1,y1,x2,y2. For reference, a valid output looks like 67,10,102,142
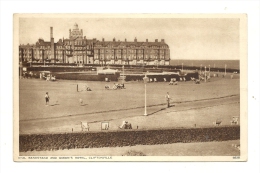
143,73,148,116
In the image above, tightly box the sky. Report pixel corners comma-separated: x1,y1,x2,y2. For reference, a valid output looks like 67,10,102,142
19,15,240,60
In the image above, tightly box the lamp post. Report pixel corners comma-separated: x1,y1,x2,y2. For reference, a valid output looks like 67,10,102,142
225,64,227,76
19,62,22,79
143,73,149,116
209,65,210,77
122,65,125,83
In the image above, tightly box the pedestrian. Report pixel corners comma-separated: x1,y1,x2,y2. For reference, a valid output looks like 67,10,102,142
45,92,50,106
165,92,170,108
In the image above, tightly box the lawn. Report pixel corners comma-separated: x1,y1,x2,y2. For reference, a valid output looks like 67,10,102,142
19,74,240,134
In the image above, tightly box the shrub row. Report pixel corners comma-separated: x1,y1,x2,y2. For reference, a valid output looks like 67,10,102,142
54,73,120,82
125,72,199,82
19,126,239,152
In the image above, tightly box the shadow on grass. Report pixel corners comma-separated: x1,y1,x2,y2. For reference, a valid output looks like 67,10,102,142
80,104,88,106
148,104,175,116
50,104,59,106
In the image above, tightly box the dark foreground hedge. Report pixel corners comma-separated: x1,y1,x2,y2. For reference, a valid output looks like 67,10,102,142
19,126,239,152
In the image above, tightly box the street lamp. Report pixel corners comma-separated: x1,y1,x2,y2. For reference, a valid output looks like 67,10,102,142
122,65,125,83
225,64,227,76
143,73,149,116
19,62,22,79
209,65,210,77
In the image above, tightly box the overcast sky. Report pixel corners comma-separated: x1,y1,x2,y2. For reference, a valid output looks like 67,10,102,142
19,16,240,60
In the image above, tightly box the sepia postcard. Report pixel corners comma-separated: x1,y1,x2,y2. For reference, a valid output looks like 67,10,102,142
13,13,247,162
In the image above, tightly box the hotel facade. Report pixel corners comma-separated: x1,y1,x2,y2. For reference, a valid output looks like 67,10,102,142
19,23,170,66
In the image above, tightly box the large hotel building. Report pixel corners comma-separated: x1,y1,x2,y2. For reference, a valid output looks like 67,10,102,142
19,23,170,65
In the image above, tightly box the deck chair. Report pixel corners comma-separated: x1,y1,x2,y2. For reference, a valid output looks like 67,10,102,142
101,122,109,130
179,77,183,81
150,78,153,82
154,78,157,82
163,78,167,82
81,121,89,131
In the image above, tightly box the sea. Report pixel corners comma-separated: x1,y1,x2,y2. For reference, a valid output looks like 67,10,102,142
170,60,240,70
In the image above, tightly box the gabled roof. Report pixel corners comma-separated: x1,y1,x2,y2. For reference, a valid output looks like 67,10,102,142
95,40,169,48
19,43,35,48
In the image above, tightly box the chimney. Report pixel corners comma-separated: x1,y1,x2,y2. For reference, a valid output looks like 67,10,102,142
102,38,105,42
113,38,116,42
146,39,148,42
125,38,127,42
134,37,137,42
69,29,71,38
155,39,158,42
84,36,86,39
81,29,83,35
161,39,165,43
50,27,53,40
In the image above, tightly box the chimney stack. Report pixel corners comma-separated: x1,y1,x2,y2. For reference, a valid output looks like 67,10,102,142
50,27,54,61
161,39,165,42
125,38,127,42
155,39,158,42
134,37,137,42
146,39,148,42
50,27,53,40
102,38,105,42
113,38,116,42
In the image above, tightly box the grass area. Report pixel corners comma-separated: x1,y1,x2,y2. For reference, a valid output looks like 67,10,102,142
19,74,239,120
19,75,240,134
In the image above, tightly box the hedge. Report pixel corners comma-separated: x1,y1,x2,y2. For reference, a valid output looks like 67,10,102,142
19,126,239,152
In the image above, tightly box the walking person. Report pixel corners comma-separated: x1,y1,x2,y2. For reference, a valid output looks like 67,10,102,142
45,92,50,106
165,92,170,108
